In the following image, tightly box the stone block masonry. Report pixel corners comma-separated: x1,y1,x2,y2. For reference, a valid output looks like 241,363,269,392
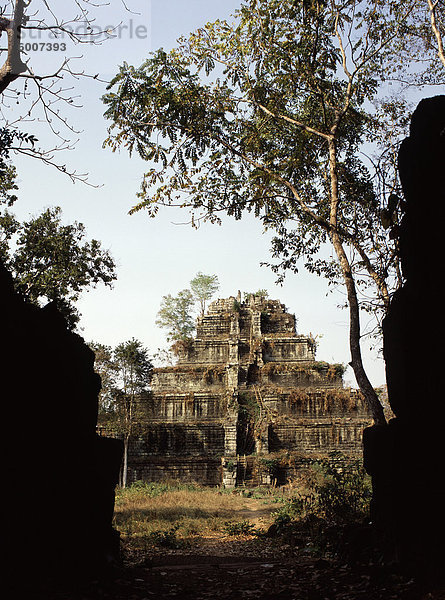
124,295,371,486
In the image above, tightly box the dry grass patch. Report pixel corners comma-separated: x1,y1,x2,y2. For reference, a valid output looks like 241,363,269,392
114,482,278,556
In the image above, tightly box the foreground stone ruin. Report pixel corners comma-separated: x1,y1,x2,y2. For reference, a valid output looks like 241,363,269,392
1,260,123,589
124,294,371,486
364,95,445,582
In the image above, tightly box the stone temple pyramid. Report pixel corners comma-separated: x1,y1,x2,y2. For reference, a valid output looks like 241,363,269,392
123,294,371,486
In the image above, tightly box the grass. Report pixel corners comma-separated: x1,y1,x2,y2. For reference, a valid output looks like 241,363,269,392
113,481,279,556
113,455,372,561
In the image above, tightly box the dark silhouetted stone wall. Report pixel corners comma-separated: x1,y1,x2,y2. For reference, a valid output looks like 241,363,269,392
0,259,123,590
364,96,445,582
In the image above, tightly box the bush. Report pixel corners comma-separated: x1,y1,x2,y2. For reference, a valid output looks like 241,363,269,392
148,524,182,548
224,520,257,536
272,452,371,530
316,452,372,521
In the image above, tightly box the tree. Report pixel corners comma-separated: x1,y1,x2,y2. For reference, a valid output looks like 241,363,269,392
190,271,220,317
89,342,117,414
155,272,220,347
91,338,153,487
155,289,196,343
111,339,152,487
1,205,116,328
0,127,30,205
103,0,444,425
428,0,445,68
0,0,134,181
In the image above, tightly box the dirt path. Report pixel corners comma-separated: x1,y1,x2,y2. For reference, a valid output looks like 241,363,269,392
25,498,445,600
72,550,442,600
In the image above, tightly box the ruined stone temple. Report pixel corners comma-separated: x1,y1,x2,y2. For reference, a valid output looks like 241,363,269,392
125,294,371,486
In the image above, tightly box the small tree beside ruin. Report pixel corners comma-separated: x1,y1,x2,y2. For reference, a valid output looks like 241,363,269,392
91,338,153,487
155,272,220,357
190,271,220,317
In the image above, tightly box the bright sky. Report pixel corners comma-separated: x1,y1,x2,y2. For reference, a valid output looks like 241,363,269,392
8,0,386,386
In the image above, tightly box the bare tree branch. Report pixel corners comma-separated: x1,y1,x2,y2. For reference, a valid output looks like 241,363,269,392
0,0,136,183
428,0,445,67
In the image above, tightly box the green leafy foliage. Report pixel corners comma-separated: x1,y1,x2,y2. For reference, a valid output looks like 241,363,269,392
272,452,372,529
1,132,116,330
91,338,153,431
244,289,269,303
114,338,153,394
0,129,31,263
92,338,153,487
0,128,37,207
316,452,372,521
0,129,19,208
1,206,116,328
224,520,257,536
155,272,219,346
190,271,220,316
155,289,196,342
89,342,118,413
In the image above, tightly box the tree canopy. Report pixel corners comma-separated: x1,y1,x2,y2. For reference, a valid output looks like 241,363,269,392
1,206,116,328
155,289,196,343
91,338,153,487
190,271,220,316
103,0,444,424
155,272,220,346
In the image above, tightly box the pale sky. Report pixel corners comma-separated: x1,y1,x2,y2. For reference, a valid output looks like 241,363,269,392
8,0,386,386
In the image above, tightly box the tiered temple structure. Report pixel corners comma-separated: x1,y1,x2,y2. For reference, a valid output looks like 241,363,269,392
126,294,371,486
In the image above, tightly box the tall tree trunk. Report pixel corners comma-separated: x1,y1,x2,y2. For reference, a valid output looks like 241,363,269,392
332,235,387,425
122,436,129,488
328,138,387,426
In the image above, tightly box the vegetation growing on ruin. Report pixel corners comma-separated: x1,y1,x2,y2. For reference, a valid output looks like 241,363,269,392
262,361,346,380
156,273,220,344
203,366,226,384
154,364,226,384
190,272,220,317
170,337,194,356
286,389,361,413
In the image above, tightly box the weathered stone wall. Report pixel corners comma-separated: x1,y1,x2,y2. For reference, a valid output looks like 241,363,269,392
129,423,225,456
259,363,343,388
179,339,231,364
269,422,366,454
145,393,228,421
196,314,233,338
262,338,316,362
152,366,228,391
264,389,367,417
128,456,223,486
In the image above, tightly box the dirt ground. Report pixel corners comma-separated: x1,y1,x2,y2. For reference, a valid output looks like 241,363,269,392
19,499,445,600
